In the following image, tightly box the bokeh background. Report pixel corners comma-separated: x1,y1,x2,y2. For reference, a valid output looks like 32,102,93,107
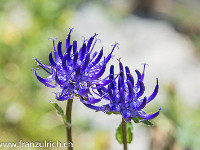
1,0,200,149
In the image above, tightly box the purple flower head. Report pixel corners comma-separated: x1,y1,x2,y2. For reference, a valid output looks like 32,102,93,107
32,28,118,101
85,61,161,122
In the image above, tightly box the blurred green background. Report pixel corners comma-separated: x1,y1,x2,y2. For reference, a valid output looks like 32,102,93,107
1,0,200,150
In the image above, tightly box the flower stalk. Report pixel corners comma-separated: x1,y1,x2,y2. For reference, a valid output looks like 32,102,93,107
66,99,73,150
122,117,128,150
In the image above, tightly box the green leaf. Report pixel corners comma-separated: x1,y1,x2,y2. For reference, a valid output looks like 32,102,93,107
132,117,139,123
106,111,121,115
141,120,153,126
115,121,133,144
49,100,71,127
132,117,153,126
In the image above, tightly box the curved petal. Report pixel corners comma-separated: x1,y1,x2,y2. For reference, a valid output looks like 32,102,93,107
79,43,86,61
138,108,161,121
73,40,77,54
89,59,106,80
141,63,147,81
90,51,98,62
92,79,112,89
57,41,63,59
105,42,118,63
80,96,101,104
127,80,134,98
84,104,106,111
73,51,78,68
89,48,103,68
147,78,159,103
119,88,125,106
107,84,113,100
86,34,97,52
137,81,145,98
53,39,60,62
137,97,147,110
110,65,114,75
66,45,72,64
35,57,51,69
35,58,51,74
125,66,130,74
119,62,124,73
127,73,134,87
135,70,142,86
81,53,90,72
118,75,122,90
55,71,66,85
62,54,68,72
66,28,73,50
57,94,73,101
33,69,57,88
49,51,57,67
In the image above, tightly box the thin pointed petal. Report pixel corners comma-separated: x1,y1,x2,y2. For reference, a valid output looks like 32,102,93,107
49,51,57,67
139,108,161,121
92,79,112,89
73,41,77,54
55,71,66,85
80,43,86,61
53,39,60,62
110,65,114,75
66,45,72,64
135,70,142,82
90,51,98,62
119,62,124,73
108,84,113,100
120,88,125,106
125,66,130,74
105,43,118,63
84,104,106,111
147,78,159,103
73,51,78,68
137,81,145,98
127,73,134,87
137,97,147,110
57,41,63,59
80,96,101,104
33,69,57,88
118,76,122,90
87,34,97,52
35,57,51,69
127,80,134,98
66,28,73,50
90,59,106,80
90,48,103,68
35,58,51,74
141,64,147,81
120,71,125,84
62,54,68,71
81,53,90,71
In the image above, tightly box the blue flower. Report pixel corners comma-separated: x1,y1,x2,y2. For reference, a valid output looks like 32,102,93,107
32,28,118,101
84,61,161,122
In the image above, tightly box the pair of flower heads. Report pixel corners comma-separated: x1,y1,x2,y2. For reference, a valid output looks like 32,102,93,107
32,28,161,122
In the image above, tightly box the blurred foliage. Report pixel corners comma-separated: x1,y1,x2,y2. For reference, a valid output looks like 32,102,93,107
132,0,200,55
150,83,200,150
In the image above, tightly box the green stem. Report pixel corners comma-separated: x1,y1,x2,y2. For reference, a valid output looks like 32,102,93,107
122,117,128,150
66,99,73,150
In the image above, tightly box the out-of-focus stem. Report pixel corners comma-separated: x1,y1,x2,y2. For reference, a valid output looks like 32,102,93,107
122,117,128,150
66,99,73,150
